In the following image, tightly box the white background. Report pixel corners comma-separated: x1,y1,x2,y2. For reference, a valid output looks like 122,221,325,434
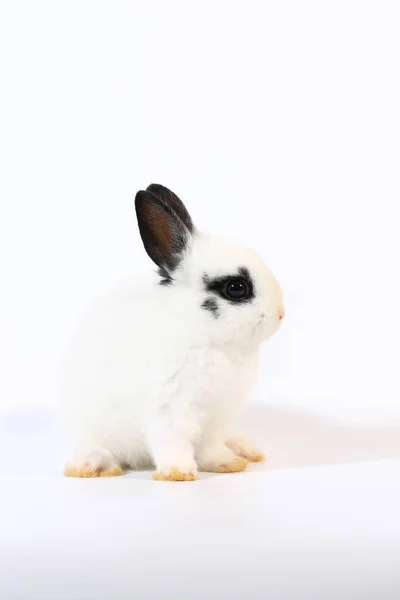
1,3,400,600
1,1,400,423
1,1,400,425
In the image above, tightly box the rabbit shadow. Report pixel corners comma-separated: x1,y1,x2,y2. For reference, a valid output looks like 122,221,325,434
239,403,400,472
3,406,399,480
124,403,400,481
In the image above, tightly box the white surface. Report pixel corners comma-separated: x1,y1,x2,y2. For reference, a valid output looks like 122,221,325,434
2,406,400,600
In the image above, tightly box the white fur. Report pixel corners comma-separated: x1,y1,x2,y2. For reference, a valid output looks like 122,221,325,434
61,230,284,477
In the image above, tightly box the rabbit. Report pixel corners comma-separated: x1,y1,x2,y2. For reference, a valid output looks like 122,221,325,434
61,184,285,481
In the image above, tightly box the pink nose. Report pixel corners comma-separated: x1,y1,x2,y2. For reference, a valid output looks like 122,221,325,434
278,310,285,321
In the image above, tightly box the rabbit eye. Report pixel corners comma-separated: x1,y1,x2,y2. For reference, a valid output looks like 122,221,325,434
225,279,248,300
203,267,254,304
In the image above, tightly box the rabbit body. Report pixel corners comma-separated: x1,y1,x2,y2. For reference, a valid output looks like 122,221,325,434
62,185,284,480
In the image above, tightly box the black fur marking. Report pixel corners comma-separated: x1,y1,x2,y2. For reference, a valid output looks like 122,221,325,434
203,266,255,304
201,297,220,318
158,266,173,285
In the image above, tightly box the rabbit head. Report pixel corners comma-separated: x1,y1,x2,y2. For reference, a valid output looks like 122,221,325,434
135,184,284,347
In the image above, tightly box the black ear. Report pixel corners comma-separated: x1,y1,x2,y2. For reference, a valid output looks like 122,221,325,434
146,184,194,234
135,185,194,272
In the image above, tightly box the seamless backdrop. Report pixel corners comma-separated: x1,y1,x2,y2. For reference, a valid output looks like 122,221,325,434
1,4,400,600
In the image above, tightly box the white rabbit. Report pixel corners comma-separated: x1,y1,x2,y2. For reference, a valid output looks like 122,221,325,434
62,184,284,481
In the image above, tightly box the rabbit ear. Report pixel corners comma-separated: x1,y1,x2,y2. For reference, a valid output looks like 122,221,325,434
135,186,194,271
146,184,194,234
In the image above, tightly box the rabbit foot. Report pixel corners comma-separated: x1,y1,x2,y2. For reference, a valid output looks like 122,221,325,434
225,434,265,463
64,446,122,478
64,464,123,477
198,444,249,473
215,456,249,473
152,466,198,482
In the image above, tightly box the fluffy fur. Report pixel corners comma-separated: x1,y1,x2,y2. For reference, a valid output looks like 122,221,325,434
61,184,284,481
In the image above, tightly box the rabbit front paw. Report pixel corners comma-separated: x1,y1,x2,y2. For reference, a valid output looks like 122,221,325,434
152,457,198,482
152,466,198,481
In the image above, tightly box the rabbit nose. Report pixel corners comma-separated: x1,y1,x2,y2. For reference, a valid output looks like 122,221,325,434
278,309,285,321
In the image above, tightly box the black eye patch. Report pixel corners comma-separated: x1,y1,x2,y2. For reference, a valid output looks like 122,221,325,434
203,266,254,304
